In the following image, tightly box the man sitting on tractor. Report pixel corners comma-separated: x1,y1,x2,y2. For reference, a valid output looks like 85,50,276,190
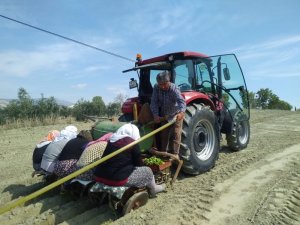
150,71,186,160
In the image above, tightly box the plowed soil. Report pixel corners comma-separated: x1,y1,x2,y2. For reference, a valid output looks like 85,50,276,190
0,109,299,225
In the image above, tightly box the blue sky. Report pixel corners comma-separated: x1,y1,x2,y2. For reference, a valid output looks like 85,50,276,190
0,0,299,108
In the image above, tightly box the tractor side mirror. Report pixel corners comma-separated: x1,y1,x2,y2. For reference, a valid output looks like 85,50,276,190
223,68,231,80
129,78,138,89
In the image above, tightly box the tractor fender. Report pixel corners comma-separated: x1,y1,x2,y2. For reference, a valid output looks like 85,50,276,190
121,97,141,114
182,92,216,110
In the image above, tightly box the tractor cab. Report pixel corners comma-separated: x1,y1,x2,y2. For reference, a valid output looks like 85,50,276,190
122,52,250,123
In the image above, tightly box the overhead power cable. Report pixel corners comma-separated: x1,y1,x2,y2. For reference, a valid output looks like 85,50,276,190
0,14,135,62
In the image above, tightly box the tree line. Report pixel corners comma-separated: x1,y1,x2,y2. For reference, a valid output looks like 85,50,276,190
248,88,293,110
0,87,294,126
0,88,125,126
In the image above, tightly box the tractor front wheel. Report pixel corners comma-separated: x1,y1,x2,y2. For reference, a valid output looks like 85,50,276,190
226,111,250,151
180,103,219,175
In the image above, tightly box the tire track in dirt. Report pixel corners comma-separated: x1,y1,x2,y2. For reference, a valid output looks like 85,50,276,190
113,111,300,225
0,111,299,225
0,123,99,225
205,144,300,225
250,160,300,225
0,195,101,225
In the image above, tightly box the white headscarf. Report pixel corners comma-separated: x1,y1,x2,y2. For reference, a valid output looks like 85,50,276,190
54,125,78,142
109,124,140,143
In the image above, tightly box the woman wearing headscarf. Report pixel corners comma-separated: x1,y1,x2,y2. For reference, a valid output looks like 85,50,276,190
72,132,113,180
40,125,78,173
32,130,60,171
93,123,165,197
53,130,93,178
74,138,110,181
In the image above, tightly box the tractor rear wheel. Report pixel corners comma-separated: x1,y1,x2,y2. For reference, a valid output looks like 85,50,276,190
180,103,219,175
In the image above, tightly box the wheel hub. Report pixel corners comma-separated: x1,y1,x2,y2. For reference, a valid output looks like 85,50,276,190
238,121,249,144
192,120,215,161
194,127,207,151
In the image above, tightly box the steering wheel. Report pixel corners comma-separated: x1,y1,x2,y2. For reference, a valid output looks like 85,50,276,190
178,83,191,91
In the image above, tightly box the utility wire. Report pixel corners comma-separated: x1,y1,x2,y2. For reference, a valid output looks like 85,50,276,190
0,14,135,62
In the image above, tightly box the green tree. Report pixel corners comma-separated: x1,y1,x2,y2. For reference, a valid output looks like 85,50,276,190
4,100,21,119
0,108,6,125
105,93,127,117
44,97,59,116
34,95,60,121
4,88,34,120
18,88,34,119
106,102,121,117
256,88,292,110
72,98,94,121
91,96,106,116
18,87,30,101
248,91,259,109
59,105,72,118
256,88,273,109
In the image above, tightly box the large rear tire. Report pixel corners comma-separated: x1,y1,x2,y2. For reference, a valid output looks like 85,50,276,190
180,103,219,175
226,111,250,151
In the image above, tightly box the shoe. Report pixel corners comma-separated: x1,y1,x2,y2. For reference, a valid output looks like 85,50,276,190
149,183,166,198
160,183,166,193
149,189,156,198
156,183,166,194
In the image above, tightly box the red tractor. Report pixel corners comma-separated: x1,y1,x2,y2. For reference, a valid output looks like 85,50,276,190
120,52,250,175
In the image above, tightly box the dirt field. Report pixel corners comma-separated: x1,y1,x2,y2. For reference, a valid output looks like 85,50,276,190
0,109,299,225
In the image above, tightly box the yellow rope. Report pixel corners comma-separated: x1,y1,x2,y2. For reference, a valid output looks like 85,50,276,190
0,120,175,215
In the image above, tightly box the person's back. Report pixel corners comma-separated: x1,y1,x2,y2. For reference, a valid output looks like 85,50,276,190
54,130,93,178
41,139,69,173
32,143,49,171
94,136,141,183
57,137,90,161
32,130,60,171
40,125,78,173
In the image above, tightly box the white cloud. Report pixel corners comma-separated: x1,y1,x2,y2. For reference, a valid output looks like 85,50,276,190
231,35,300,78
248,65,300,78
254,35,300,50
0,43,79,77
149,35,176,48
121,4,202,48
0,32,126,78
106,86,127,94
232,35,300,61
100,86,130,103
84,65,111,73
71,83,87,89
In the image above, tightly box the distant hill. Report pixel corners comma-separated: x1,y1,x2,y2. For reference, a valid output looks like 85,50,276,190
0,99,11,109
0,98,74,109
54,99,74,107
